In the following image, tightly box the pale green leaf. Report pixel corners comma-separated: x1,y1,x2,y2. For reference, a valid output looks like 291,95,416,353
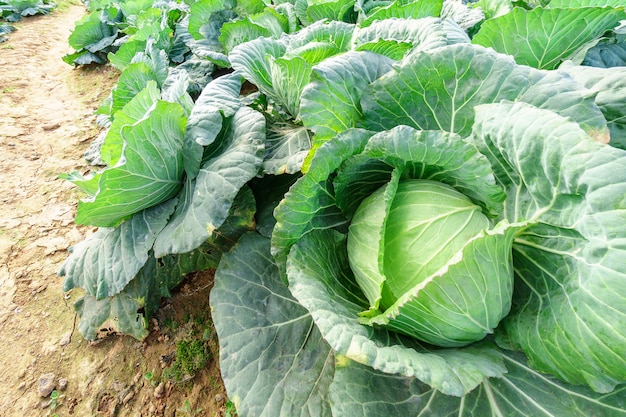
109,61,159,116
100,81,161,167
360,43,608,137
354,17,449,54
183,73,243,179
271,128,374,273
300,51,393,141
75,100,186,227
230,37,287,96
360,0,442,28
471,7,626,70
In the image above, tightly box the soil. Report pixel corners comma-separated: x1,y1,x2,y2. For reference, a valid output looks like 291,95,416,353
0,5,228,417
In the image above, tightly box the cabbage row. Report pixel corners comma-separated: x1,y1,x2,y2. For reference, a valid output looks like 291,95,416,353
0,0,56,40
0,0,55,23
61,0,626,415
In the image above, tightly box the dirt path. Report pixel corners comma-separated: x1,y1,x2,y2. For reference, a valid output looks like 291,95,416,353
0,5,226,416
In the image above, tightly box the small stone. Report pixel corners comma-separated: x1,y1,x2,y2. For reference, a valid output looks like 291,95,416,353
38,373,56,397
59,332,71,347
153,382,165,399
42,123,61,131
122,390,134,404
58,378,68,391
215,393,225,404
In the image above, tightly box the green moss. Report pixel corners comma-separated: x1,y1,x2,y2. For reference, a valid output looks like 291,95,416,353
163,339,211,383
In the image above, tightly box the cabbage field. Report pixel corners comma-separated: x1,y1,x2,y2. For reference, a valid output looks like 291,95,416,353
58,0,626,415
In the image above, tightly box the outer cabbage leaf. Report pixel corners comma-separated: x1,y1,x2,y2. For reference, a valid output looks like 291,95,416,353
188,38,231,67
353,17,449,57
583,42,626,67
153,107,265,257
360,0,442,28
187,0,235,40
472,101,626,393
100,81,161,167
360,43,608,138
286,19,355,53
300,51,394,142
67,10,118,53
219,19,272,54
73,245,219,340
231,22,357,117
440,0,484,31
263,112,312,175
60,199,177,299
471,7,626,70
62,50,107,65
211,232,334,417
229,37,287,98
250,8,291,37
73,265,156,341
272,128,374,272
108,39,147,70
74,100,186,227
70,188,255,341
354,39,413,60
269,56,311,117
161,69,194,116
549,0,626,6
558,62,626,149
302,0,357,24
331,353,626,417
472,0,512,20
333,127,505,219
173,56,215,95
108,62,160,117
183,73,243,179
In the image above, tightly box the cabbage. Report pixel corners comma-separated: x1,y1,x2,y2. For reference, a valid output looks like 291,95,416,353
347,179,511,347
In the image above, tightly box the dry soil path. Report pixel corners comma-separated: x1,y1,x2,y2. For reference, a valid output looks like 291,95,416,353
0,5,225,416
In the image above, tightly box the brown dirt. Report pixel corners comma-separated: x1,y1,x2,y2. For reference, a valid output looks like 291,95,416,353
0,5,228,417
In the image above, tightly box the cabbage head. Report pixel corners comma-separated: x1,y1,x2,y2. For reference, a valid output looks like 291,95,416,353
348,179,513,347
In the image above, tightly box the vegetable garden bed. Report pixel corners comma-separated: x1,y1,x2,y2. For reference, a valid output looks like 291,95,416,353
56,0,626,415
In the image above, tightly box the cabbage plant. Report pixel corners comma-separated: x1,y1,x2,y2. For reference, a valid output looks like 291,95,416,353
210,34,626,417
